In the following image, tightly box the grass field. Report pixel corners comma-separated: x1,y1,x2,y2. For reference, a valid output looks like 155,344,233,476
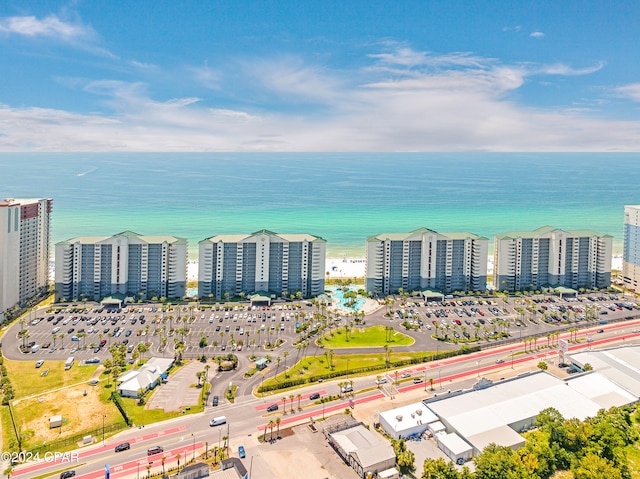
261,350,433,392
5,358,99,399
318,325,414,348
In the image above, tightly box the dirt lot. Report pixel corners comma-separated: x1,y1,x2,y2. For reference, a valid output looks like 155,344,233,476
12,383,120,447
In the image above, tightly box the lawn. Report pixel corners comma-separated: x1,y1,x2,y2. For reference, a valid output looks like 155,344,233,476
317,325,414,348
4,358,99,399
260,350,433,393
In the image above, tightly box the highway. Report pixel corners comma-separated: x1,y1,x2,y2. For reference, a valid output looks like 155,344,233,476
12,317,640,479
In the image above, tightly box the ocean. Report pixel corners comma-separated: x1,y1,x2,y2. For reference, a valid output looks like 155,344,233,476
0,152,637,259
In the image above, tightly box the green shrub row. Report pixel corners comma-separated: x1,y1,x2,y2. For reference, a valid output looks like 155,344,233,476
257,346,479,393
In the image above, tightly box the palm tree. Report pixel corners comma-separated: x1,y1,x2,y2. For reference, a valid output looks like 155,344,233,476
282,396,287,414
289,394,295,413
276,417,282,439
268,420,275,442
297,393,302,410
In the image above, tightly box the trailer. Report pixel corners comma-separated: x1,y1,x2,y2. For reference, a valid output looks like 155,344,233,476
64,357,75,370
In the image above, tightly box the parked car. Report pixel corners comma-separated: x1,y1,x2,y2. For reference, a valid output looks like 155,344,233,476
35,360,45,368
115,442,130,452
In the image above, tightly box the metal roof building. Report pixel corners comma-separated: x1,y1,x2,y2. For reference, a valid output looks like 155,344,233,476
424,367,637,455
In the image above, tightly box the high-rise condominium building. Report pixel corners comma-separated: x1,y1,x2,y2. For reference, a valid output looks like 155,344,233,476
623,206,640,292
0,198,53,321
198,230,326,299
365,228,489,295
493,226,612,292
55,231,187,301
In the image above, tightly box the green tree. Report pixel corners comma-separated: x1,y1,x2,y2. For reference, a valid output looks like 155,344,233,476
474,443,528,479
572,453,623,479
391,439,416,474
421,458,460,479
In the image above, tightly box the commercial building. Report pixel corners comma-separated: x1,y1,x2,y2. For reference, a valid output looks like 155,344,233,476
55,231,187,301
198,230,326,299
493,226,612,292
0,198,53,322
328,424,398,478
422,361,638,459
365,228,488,295
378,402,438,440
623,205,640,292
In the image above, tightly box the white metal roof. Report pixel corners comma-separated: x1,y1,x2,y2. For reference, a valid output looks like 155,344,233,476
437,432,473,456
379,402,438,434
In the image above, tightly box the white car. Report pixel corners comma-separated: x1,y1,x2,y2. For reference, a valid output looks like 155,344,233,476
400,373,411,378
375,377,388,385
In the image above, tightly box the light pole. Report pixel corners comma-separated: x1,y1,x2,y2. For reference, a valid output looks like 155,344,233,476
192,433,195,461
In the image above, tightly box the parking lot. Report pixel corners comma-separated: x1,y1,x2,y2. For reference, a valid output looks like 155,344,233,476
5,293,639,372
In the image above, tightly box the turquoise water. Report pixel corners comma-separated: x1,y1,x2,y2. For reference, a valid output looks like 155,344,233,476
328,287,366,311
0,153,637,258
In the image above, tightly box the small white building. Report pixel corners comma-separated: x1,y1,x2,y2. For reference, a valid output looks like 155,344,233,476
437,432,474,465
118,357,174,398
329,424,396,478
379,402,438,439
49,415,62,429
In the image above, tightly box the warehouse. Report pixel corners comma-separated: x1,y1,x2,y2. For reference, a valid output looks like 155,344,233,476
424,367,637,455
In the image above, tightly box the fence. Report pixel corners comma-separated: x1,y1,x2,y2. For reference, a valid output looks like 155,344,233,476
27,421,128,455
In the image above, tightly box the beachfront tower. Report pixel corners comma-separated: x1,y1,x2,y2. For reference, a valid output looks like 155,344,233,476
623,206,640,292
365,228,488,295
493,226,612,293
0,198,53,322
54,231,187,302
198,230,326,300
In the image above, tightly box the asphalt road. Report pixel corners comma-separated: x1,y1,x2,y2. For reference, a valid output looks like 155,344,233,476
12,317,640,479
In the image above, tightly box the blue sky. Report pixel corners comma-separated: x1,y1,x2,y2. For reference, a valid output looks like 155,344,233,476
1,0,639,151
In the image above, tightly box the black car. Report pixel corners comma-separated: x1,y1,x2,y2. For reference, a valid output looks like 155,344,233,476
114,442,130,452
212,395,219,406
309,393,321,400
266,404,278,412
60,471,76,479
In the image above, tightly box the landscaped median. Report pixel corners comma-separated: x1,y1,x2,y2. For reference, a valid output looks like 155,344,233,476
316,325,414,348
256,345,480,395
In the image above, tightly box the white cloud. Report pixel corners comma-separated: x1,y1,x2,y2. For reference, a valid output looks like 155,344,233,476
0,15,92,40
539,62,606,76
191,63,221,90
0,46,637,152
613,83,640,102
530,31,545,38
247,56,346,104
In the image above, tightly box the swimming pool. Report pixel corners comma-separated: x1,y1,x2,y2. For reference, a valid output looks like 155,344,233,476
329,287,365,311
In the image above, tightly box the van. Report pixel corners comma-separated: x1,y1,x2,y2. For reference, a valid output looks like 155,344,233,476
31,344,41,353
209,416,227,426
